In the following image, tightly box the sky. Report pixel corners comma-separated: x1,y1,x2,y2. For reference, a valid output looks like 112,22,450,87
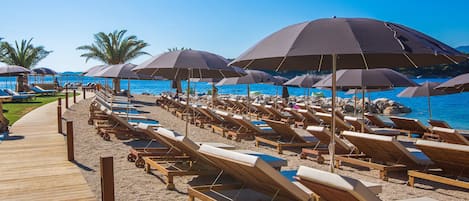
1,0,468,72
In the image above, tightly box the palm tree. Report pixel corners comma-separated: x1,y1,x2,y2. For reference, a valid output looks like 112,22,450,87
77,30,149,93
0,39,51,92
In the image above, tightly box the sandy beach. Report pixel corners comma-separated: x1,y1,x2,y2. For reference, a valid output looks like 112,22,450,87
61,95,469,201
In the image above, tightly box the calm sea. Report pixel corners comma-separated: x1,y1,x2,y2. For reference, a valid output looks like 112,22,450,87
2,75,468,130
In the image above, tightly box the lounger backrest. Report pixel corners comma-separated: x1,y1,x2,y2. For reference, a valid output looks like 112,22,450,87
306,126,352,154
316,112,352,131
344,116,373,133
432,127,469,145
198,145,311,201
310,105,327,113
416,140,469,177
428,119,451,129
342,131,432,166
365,113,387,128
297,109,322,124
155,127,212,164
389,116,429,133
232,115,263,133
197,107,223,122
264,119,307,143
283,108,304,121
296,166,381,201
265,105,286,118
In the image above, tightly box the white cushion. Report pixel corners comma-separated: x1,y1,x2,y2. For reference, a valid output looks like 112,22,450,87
199,144,258,167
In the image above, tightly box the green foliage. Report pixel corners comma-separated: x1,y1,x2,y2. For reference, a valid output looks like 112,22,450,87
77,30,150,65
167,47,191,52
3,93,78,125
0,38,51,68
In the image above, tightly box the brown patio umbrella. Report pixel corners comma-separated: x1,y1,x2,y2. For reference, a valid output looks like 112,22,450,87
314,68,417,131
133,49,245,136
230,17,467,172
435,73,469,92
216,70,274,118
284,74,324,106
398,81,456,119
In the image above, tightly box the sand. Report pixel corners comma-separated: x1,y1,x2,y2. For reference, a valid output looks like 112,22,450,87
63,95,469,201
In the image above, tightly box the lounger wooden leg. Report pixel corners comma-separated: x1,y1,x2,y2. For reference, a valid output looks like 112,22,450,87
144,162,150,173
335,159,340,169
380,170,389,181
188,195,194,201
277,146,283,154
255,140,259,147
166,176,175,190
408,175,415,187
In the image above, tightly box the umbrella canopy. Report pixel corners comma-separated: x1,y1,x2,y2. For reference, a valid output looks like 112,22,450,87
398,81,453,97
133,49,245,136
272,75,289,86
398,81,456,119
93,63,163,80
435,73,469,92
0,65,31,76
229,17,466,173
345,88,392,95
313,69,418,90
215,70,273,86
284,74,323,88
31,67,57,75
230,18,467,70
133,50,246,80
82,65,107,76
190,77,222,83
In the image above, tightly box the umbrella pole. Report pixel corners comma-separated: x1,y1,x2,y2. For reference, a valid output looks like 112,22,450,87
185,71,191,136
354,90,357,116
361,87,365,132
247,84,251,120
127,78,130,119
212,83,215,109
330,54,337,173
428,96,432,120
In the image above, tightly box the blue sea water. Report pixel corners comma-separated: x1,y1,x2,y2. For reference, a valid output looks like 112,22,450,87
2,75,468,130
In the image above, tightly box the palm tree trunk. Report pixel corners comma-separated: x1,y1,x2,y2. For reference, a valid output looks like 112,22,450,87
113,78,121,94
16,75,28,92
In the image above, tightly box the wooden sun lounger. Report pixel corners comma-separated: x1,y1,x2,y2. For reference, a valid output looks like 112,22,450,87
282,108,304,125
189,145,317,201
408,140,469,190
365,113,395,128
255,119,318,154
300,126,356,164
252,103,275,119
143,127,287,190
296,109,323,128
209,110,239,137
192,106,224,128
428,119,469,139
389,116,431,138
336,131,433,181
315,112,353,133
430,127,469,145
223,114,275,141
295,166,433,201
344,116,401,137
264,105,293,123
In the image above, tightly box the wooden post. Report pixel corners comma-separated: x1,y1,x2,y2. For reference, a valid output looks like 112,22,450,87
65,92,69,109
100,157,115,201
66,121,74,161
83,88,86,100
57,98,62,133
73,90,77,103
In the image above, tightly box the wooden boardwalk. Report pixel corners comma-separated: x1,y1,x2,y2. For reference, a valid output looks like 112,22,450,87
0,94,96,201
